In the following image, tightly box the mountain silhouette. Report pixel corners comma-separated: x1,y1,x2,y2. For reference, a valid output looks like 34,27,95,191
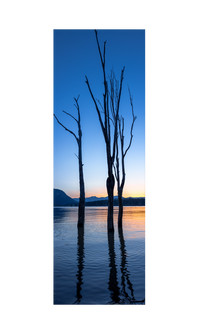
73,196,145,206
73,195,119,202
54,189,78,206
84,197,145,206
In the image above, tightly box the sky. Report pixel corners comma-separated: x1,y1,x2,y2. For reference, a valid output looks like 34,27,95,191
54,29,145,198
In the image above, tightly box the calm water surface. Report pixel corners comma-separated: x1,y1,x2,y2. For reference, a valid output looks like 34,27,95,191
54,206,145,305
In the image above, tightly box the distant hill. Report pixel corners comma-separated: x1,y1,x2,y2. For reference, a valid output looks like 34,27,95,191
54,189,78,206
85,197,145,206
55,190,145,206
73,195,119,203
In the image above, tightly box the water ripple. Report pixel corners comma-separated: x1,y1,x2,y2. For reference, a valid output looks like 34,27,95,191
54,206,145,304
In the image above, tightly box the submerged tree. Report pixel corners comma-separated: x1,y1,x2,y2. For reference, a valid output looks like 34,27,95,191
114,87,137,228
85,30,125,231
54,95,85,227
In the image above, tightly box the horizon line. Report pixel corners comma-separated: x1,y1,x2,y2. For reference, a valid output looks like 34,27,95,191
54,188,145,199
72,195,145,199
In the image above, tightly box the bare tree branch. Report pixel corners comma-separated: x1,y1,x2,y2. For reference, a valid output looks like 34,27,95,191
119,116,122,141
123,121,135,158
116,67,125,115
94,30,108,137
128,86,137,120
124,138,132,158
115,79,119,113
54,113,79,143
85,75,106,141
113,163,118,182
62,110,78,123
112,67,125,163
109,70,116,121
74,95,80,103
107,81,111,143
123,88,137,158
100,111,115,126
74,95,81,124
74,153,84,166
96,98,104,112
103,92,108,141
95,30,104,69
115,134,120,184
103,40,107,68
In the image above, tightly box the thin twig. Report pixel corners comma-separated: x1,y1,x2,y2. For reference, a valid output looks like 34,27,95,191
62,110,78,123
96,98,104,112
103,40,107,68
74,95,80,103
116,67,125,115
74,153,84,166
74,153,79,160
123,88,137,158
54,114,79,143
112,67,125,163
128,85,135,117
94,30,104,69
74,95,81,124
113,163,119,182
100,111,115,126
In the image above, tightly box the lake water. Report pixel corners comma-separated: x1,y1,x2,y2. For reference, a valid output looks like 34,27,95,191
54,206,145,305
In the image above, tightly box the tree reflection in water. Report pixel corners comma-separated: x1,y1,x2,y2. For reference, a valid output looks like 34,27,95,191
118,226,135,303
107,227,145,304
107,231,120,304
73,223,144,304
74,226,85,304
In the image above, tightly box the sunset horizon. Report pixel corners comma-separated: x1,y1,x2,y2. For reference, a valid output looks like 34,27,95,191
54,187,145,199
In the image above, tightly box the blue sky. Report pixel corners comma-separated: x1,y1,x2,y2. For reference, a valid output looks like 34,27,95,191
54,29,145,198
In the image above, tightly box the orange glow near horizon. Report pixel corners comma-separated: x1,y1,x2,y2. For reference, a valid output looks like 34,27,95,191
63,180,145,198
70,190,145,199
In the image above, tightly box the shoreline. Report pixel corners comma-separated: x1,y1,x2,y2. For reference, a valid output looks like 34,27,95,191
54,205,145,208
54,197,145,207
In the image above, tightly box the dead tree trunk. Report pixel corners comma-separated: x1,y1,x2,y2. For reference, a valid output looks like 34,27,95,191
85,30,124,231
75,97,85,226
114,88,137,228
54,95,85,227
